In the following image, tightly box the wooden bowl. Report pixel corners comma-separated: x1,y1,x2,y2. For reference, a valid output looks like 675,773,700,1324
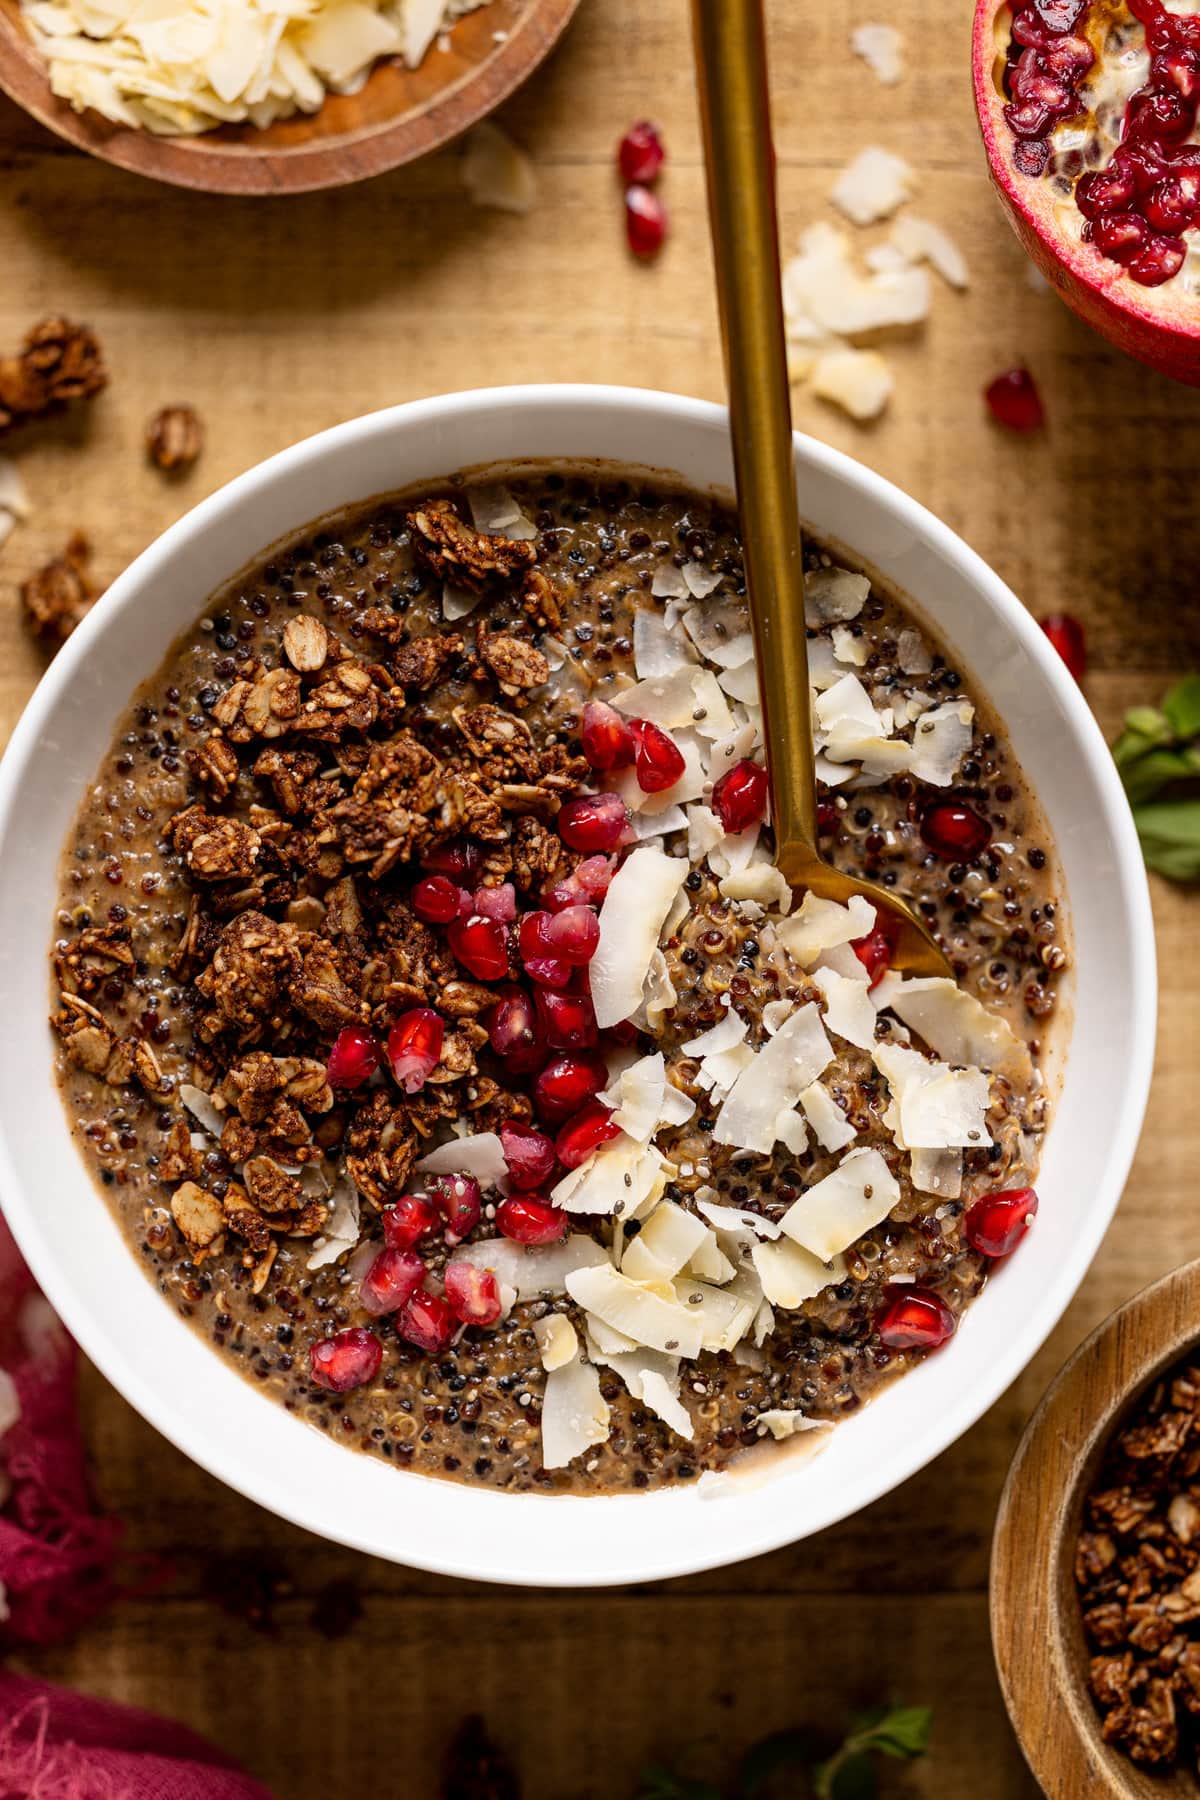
0,0,580,194
992,1258,1200,1798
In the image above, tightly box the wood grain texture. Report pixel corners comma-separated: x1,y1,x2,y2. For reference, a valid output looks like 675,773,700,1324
993,1261,1200,1800
0,0,582,194
1,0,1199,1794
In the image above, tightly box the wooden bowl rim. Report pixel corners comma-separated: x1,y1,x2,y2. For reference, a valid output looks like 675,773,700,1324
991,1256,1200,1799
0,0,580,194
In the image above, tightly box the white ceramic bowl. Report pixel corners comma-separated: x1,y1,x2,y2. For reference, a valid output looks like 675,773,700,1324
0,386,1156,1587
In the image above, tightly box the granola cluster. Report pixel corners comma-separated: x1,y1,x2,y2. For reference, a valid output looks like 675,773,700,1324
51,499,576,1291
1077,1360,1200,1770
0,317,106,435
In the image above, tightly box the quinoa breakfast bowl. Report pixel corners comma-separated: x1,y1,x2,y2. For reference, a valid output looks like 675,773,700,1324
0,387,1155,1585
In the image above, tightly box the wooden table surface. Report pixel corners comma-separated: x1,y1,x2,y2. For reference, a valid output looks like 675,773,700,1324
1,2,1198,1794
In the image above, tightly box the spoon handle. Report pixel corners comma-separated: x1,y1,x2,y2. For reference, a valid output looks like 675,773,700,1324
691,0,818,880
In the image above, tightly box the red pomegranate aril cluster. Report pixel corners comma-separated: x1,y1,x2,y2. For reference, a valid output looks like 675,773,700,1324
326,1024,379,1090
920,800,992,860
985,367,1044,433
556,1100,621,1170
427,1173,482,1243
309,1327,382,1393
359,1246,425,1317
500,1121,558,1191
496,1194,569,1245
536,987,598,1052
519,912,573,989
558,792,628,854
383,1193,438,1251
397,1289,458,1355
443,1262,503,1328
877,1288,957,1350
386,1007,444,1094
544,855,614,913
472,882,517,924
965,1185,1040,1256
447,913,510,981
619,119,668,257
1040,611,1087,680
712,758,768,834
580,699,635,771
487,987,544,1072
534,1052,608,1122
411,874,463,923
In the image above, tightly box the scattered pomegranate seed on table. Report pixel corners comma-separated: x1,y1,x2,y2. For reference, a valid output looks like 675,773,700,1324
1039,612,1087,681
359,1247,426,1318
396,1290,458,1355
919,800,992,861
386,1007,444,1093
555,1100,622,1170
383,1194,439,1251
617,119,665,186
308,1328,382,1393
326,1024,379,1090
625,185,668,257
985,367,1044,433
712,758,768,833
496,1194,569,1245
877,1289,957,1350
965,1186,1040,1257
427,1174,482,1243
499,1121,558,1191
444,1262,503,1328
629,717,685,791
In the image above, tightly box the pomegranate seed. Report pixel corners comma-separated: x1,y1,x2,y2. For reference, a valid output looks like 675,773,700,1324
558,792,629,853
396,1289,458,1355
920,801,992,861
519,911,573,988
421,839,480,881
617,119,665,185
1144,169,1200,233
555,1100,621,1170
1042,34,1093,80
1076,165,1138,217
580,700,635,771
1089,210,1150,264
1127,231,1187,285
817,798,839,835
1013,137,1049,176
629,717,686,792
877,1289,957,1351
625,185,667,255
383,1193,439,1251
447,913,510,981
472,882,517,924
1119,141,1169,195
427,1174,482,1244
444,1261,503,1328
386,1007,444,1093
984,368,1044,433
411,874,463,924
964,1186,1040,1258
1011,10,1056,49
544,855,615,911
486,986,544,1072
309,1327,382,1392
533,1052,608,1123
543,905,600,965
359,1246,425,1318
500,1121,558,1191
1040,613,1086,681
1003,96,1056,137
712,759,768,834
1153,46,1200,99
852,925,896,990
326,1024,379,1090
1126,86,1194,143
496,1195,568,1245
536,987,598,1052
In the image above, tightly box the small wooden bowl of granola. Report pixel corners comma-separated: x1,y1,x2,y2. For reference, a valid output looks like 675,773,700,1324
992,1258,1200,1798
0,0,578,195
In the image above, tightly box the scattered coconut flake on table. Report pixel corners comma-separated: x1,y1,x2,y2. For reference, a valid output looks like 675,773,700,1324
830,147,916,227
462,120,537,213
21,0,494,136
851,22,904,85
890,215,970,290
811,347,894,421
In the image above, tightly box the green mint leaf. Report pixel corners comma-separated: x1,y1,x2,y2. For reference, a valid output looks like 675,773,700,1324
1162,674,1200,740
812,1705,931,1800
856,1706,933,1760
1134,799,1200,881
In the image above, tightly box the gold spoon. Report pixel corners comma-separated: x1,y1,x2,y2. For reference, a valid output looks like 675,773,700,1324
690,0,952,979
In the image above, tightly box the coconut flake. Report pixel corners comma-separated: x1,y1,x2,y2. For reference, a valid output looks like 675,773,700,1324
541,1353,610,1470
534,1314,578,1372
179,1081,224,1139
651,561,689,599
719,864,792,915
466,482,538,541
622,1201,710,1283
305,1174,360,1271
897,629,933,675
566,1263,705,1358
416,1130,507,1187
756,1409,832,1441
873,1042,993,1150
713,1003,833,1154
851,22,904,84
0,458,30,525
681,560,724,599
804,567,870,627
591,845,688,1028
811,349,893,422
451,1233,608,1302
443,580,481,621
776,891,875,965
462,122,536,212
631,607,698,679
811,966,878,1051
696,1197,782,1241
908,700,974,785
890,214,969,290
910,1147,963,1198
600,1051,694,1142
552,1137,667,1219
830,146,916,226
799,1081,858,1153
780,1145,901,1261
751,1238,845,1309
876,974,1031,1079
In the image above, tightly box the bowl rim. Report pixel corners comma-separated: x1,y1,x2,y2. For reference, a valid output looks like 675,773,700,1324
0,0,581,195
0,384,1159,1585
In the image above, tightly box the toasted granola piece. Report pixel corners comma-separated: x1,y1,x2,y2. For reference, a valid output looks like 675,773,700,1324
194,910,303,1044
428,1024,485,1085
1083,1601,1130,1650
1090,1652,1134,1710
358,612,464,685
241,666,304,740
159,1117,204,1184
476,629,549,697
288,1199,329,1238
222,1185,273,1253
131,1037,171,1098
146,405,203,474
319,798,429,881
186,733,241,804
293,660,382,741
407,497,536,594
522,566,562,630
438,978,500,1018
466,1079,534,1133
51,993,118,1076
221,1050,333,1123
1175,1641,1200,1713
452,703,540,782
254,746,325,816
290,944,363,1033
171,1181,225,1251
0,317,106,434
344,1089,420,1207
22,533,98,649
322,876,367,956
220,1114,258,1164
511,815,571,893
168,804,261,882
282,615,329,673
243,1155,303,1215
1077,1532,1119,1585
1102,1678,1178,1766
55,919,135,996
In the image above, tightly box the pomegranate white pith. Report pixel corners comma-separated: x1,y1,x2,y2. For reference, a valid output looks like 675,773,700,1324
974,0,1200,382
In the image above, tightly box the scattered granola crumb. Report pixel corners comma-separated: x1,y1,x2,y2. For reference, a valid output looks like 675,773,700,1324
21,532,99,649
146,404,203,473
0,318,106,436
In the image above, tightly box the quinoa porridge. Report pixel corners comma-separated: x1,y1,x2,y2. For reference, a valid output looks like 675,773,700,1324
49,467,1067,1493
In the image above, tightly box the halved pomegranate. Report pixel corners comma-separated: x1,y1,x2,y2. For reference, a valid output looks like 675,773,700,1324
974,0,1200,382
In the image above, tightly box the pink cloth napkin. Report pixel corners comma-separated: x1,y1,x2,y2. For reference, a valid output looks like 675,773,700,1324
0,1674,275,1799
